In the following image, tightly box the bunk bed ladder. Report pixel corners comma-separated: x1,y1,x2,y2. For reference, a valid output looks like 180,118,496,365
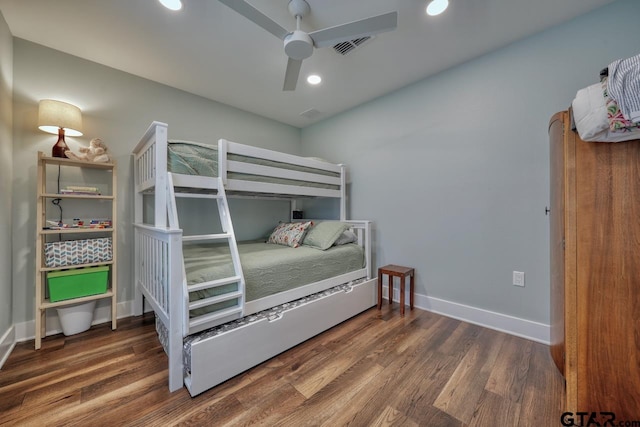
167,173,246,335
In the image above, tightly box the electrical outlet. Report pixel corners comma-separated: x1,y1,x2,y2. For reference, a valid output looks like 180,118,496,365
513,271,525,287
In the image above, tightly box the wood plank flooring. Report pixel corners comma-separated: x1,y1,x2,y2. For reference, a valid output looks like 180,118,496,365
0,306,565,426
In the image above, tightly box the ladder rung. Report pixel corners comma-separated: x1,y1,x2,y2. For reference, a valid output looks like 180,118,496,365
183,233,231,242
189,291,243,310
174,193,222,199
188,275,242,292
189,306,243,330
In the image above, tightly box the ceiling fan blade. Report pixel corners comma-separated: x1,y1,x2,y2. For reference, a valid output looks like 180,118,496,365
309,11,398,48
219,0,289,40
283,58,303,91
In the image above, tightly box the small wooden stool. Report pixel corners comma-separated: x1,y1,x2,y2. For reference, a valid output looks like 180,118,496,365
378,264,415,316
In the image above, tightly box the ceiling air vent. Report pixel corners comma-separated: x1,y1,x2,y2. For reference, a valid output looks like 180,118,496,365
332,36,373,56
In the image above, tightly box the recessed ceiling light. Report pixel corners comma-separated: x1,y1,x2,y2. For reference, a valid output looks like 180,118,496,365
307,74,322,85
426,0,448,16
159,0,182,11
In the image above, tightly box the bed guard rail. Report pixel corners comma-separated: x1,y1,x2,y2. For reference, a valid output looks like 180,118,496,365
134,224,185,327
344,220,373,279
133,223,185,391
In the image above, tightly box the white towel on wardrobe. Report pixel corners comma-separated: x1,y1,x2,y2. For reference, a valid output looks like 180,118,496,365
572,83,609,140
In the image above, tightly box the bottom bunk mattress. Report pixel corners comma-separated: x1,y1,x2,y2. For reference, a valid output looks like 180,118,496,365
184,240,365,316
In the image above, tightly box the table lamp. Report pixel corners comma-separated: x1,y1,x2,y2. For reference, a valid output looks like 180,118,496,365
37,99,83,158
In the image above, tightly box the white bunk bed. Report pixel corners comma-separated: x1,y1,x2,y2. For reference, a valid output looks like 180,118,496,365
132,121,376,396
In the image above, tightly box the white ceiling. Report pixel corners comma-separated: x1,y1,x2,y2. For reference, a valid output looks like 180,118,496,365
0,0,614,128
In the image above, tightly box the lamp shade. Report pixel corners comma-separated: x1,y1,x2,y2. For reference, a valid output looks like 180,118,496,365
38,99,83,137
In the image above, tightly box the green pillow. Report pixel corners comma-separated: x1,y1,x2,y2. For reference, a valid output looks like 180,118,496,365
303,222,350,250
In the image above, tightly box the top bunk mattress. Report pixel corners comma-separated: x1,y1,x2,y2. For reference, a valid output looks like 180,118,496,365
168,140,340,190
185,240,365,316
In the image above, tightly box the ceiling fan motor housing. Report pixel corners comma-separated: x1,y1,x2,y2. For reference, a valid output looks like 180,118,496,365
284,30,313,60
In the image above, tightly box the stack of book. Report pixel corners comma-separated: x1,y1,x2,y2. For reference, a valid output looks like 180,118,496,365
60,186,101,195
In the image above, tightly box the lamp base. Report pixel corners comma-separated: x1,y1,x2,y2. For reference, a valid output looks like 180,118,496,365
52,128,68,158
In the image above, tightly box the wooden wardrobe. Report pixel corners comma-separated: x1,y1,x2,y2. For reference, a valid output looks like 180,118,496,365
549,111,640,417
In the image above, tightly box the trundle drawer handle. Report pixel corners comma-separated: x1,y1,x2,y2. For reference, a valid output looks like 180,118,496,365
268,313,284,322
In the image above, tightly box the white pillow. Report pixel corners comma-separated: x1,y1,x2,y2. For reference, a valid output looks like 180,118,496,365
333,230,358,246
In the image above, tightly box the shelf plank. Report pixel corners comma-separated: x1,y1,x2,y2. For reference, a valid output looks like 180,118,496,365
40,290,114,309
39,152,116,170
39,260,114,272
40,227,114,235
40,193,114,200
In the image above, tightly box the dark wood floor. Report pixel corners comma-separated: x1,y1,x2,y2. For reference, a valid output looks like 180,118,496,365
0,306,565,426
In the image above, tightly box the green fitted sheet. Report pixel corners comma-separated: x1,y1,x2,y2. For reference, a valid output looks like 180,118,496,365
167,140,340,190
185,241,365,317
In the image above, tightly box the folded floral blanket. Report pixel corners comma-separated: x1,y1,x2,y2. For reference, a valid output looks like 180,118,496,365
602,76,640,133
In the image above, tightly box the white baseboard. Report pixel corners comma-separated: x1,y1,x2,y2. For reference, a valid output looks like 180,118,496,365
384,285,550,345
11,288,550,348
0,325,16,370
14,300,136,344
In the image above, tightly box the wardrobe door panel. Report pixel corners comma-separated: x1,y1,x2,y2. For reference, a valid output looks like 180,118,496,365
575,136,640,418
549,112,566,376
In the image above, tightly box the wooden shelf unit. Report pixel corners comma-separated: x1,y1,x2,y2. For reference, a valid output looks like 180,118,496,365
35,152,117,349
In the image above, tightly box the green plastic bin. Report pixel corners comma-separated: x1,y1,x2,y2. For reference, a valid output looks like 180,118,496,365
47,266,109,302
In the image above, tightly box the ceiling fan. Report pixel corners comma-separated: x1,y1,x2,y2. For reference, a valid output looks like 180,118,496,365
218,0,398,91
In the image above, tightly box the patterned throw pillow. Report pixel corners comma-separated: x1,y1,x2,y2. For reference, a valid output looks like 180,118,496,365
267,221,313,248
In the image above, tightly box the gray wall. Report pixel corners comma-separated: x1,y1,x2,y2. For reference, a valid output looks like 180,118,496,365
300,0,640,326
0,11,13,350
11,39,300,326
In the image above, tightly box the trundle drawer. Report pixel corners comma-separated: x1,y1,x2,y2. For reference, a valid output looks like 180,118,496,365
185,277,376,396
